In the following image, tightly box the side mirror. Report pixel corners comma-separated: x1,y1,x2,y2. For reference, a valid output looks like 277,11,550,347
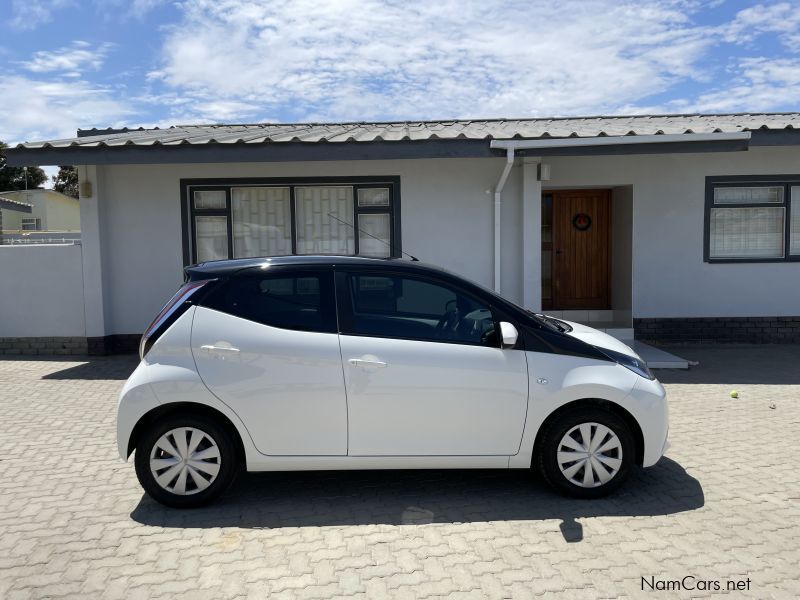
499,321,519,348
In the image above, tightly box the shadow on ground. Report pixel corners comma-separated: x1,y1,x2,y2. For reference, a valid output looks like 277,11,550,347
131,457,702,542
27,355,140,380
655,344,800,385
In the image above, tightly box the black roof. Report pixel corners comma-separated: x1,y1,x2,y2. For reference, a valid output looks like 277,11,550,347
185,255,440,279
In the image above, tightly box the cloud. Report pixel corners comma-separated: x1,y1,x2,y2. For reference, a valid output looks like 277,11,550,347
148,0,722,122
681,57,800,113
723,2,800,52
8,0,166,31
8,0,73,30
23,41,113,77
0,76,133,145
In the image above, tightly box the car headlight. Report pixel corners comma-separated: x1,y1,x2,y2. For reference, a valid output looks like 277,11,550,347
600,348,654,380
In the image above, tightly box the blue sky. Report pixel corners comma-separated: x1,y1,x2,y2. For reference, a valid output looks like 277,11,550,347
2,0,799,148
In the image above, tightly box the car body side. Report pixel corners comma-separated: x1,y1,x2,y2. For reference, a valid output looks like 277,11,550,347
118,261,668,472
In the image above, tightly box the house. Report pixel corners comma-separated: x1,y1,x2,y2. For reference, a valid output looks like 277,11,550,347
0,194,33,232
5,113,800,354
0,189,80,233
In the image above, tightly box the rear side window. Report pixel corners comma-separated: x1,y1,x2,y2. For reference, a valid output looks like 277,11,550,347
202,271,336,333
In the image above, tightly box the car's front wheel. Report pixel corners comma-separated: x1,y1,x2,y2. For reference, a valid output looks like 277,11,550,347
537,407,634,498
134,414,238,508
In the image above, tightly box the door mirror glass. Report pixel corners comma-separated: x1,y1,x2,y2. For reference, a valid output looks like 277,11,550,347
499,322,519,348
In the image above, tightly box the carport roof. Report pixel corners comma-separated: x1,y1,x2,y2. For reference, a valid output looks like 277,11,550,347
6,112,800,165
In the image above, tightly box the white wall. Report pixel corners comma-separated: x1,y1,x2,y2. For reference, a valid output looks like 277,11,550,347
43,193,81,231
547,146,800,318
91,145,800,336
98,158,520,334
0,245,86,336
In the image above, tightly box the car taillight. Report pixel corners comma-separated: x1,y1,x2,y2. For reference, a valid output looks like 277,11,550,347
139,280,211,360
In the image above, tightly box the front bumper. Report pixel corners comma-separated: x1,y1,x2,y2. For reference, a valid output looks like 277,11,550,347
628,376,669,467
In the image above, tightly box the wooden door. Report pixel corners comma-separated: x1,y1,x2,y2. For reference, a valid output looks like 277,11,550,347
551,190,611,310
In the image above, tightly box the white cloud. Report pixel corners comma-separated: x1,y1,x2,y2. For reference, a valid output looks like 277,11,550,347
23,41,113,77
149,0,720,122
0,76,133,145
680,57,800,113
9,0,166,31
724,2,800,52
8,0,73,31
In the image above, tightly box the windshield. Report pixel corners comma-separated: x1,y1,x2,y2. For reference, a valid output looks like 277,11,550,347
525,311,570,333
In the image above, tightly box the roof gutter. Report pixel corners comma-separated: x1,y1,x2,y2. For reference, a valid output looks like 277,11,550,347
490,131,751,152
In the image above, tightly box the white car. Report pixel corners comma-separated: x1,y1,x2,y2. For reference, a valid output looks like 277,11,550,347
118,256,668,508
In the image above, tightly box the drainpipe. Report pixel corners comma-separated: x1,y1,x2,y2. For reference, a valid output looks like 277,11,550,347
493,148,515,293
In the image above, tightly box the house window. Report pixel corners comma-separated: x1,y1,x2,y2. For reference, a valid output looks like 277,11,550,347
184,178,400,264
705,177,800,262
21,218,41,231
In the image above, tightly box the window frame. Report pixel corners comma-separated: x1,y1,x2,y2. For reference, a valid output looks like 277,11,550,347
181,177,401,265
334,268,503,348
704,175,800,263
21,217,41,231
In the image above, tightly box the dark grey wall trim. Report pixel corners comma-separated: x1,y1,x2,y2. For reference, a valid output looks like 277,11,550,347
748,129,800,146
5,135,763,166
6,140,495,166
635,317,800,344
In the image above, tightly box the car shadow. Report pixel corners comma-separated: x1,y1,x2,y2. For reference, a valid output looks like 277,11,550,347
33,356,139,380
130,457,702,542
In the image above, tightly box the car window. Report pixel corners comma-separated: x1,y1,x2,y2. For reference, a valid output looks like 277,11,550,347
202,271,336,333
343,273,497,346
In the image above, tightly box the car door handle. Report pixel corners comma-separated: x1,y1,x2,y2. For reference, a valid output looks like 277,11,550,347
200,344,240,353
348,358,387,368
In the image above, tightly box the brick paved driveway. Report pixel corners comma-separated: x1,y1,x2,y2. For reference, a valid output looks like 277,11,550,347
1,346,799,599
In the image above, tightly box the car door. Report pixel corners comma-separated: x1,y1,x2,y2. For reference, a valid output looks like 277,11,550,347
337,269,529,456
192,268,348,456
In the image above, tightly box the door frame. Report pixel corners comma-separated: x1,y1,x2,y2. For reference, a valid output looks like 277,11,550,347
542,188,612,311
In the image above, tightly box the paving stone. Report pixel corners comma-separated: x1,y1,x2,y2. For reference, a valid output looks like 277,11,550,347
0,348,798,598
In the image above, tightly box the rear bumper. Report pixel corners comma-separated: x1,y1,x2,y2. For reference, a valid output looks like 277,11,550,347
116,361,159,460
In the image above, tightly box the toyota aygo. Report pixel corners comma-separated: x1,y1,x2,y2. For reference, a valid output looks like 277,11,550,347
118,256,668,507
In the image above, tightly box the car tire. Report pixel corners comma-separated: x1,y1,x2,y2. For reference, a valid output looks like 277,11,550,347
537,407,634,499
134,414,239,508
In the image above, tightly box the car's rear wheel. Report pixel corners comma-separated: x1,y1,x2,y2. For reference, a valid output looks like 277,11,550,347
537,407,634,498
134,414,238,508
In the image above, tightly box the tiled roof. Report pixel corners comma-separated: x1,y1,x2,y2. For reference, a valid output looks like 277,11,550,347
14,113,800,149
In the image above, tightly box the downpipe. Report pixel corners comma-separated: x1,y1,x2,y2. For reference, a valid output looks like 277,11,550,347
493,148,515,292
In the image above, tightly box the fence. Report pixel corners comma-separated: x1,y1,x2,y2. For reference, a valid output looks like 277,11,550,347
1,231,81,245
